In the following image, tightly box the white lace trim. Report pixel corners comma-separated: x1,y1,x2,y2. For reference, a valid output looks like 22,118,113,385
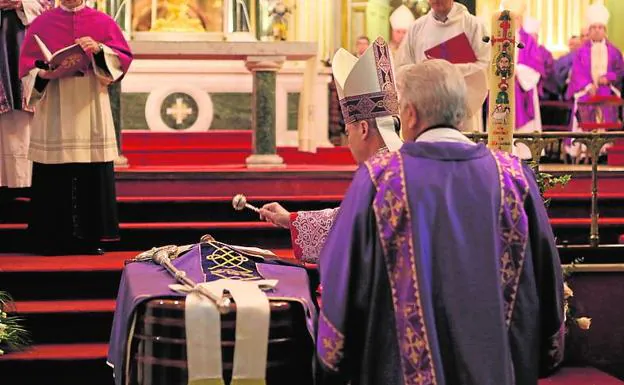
291,208,340,263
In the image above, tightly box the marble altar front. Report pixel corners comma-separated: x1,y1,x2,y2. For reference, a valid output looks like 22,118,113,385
123,41,332,167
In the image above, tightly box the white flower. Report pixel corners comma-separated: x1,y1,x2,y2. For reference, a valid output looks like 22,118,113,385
0,321,6,336
563,282,574,299
577,317,592,330
0,349,4,355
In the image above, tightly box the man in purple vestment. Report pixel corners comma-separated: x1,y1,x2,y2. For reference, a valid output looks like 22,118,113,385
523,17,556,100
566,4,624,133
315,59,564,385
500,1,545,158
553,34,583,99
0,0,50,188
258,37,403,263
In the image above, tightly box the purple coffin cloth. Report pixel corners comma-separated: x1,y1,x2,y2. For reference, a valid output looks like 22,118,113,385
107,243,318,385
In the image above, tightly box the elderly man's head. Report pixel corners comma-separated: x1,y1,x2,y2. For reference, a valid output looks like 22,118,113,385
427,0,453,18
588,23,607,42
396,59,467,141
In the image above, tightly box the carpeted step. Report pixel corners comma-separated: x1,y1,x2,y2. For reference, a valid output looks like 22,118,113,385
545,192,624,218
12,300,116,345
0,250,294,300
0,343,113,385
3,217,624,250
539,367,624,384
0,195,344,224
0,253,130,300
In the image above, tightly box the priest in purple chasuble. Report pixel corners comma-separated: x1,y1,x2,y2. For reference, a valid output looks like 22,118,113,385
553,34,584,100
18,0,133,254
315,60,565,385
394,0,490,132
565,3,624,158
522,18,556,101
0,0,51,188
259,37,403,264
499,4,545,159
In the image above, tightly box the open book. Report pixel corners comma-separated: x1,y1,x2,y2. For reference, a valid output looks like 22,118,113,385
424,33,477,64
34,34,91,77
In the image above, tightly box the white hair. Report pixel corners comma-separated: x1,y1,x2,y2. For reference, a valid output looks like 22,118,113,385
396,59,468,128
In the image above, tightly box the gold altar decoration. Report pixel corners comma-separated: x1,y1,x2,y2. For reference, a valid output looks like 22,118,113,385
267,1,291,41
151,0,205,32
132,0,223,33
465,131,624,247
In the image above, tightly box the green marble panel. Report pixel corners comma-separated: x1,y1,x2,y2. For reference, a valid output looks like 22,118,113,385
121,91,299,132
253,71,277,154
108,82,122,151
212,94,252,129
287,92,300,131
121,93,148,130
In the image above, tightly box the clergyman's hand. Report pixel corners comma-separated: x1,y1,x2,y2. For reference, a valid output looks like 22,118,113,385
38,68,62,80
598,76,610,86
259,202,291,229
75,36,102,55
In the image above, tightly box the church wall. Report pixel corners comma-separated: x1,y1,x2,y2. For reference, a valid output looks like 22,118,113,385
606,0,624,51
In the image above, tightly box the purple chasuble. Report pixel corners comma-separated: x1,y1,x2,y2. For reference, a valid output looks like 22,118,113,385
566,40,624,124
315,140,564,385
107,242,317,385
516,28,544,127
538,45,557,98
18,6,132,79
553,51,576,98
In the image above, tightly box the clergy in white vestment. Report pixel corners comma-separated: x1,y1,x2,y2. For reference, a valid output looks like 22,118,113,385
19,0,133,255
0,0,51,188
389,5,415,57
394,0,490,133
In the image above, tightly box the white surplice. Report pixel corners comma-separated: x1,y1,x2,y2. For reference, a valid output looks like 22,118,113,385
22,41,123,164
0,0,47,187
395,2,490,132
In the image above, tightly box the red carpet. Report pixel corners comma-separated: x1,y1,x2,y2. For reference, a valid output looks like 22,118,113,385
539,367,624,384
0,250,294,272
0,343,108,361
13,300,116,314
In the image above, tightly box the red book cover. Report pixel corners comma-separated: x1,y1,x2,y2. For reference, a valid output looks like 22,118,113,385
424,33,477,64
34,34,90,78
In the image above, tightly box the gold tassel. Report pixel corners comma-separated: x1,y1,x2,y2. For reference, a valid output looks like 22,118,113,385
188,379,226,385
230,379,266,385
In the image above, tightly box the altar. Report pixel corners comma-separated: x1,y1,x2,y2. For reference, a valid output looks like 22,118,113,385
123,41,332,167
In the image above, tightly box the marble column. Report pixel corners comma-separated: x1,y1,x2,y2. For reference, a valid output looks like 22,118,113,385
244,56,286,168
108,82,129,167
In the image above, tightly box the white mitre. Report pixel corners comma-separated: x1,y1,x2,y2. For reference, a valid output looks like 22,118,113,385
523,16,541,34
332,37,403,151
586,3,609,27
390,5,415,30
